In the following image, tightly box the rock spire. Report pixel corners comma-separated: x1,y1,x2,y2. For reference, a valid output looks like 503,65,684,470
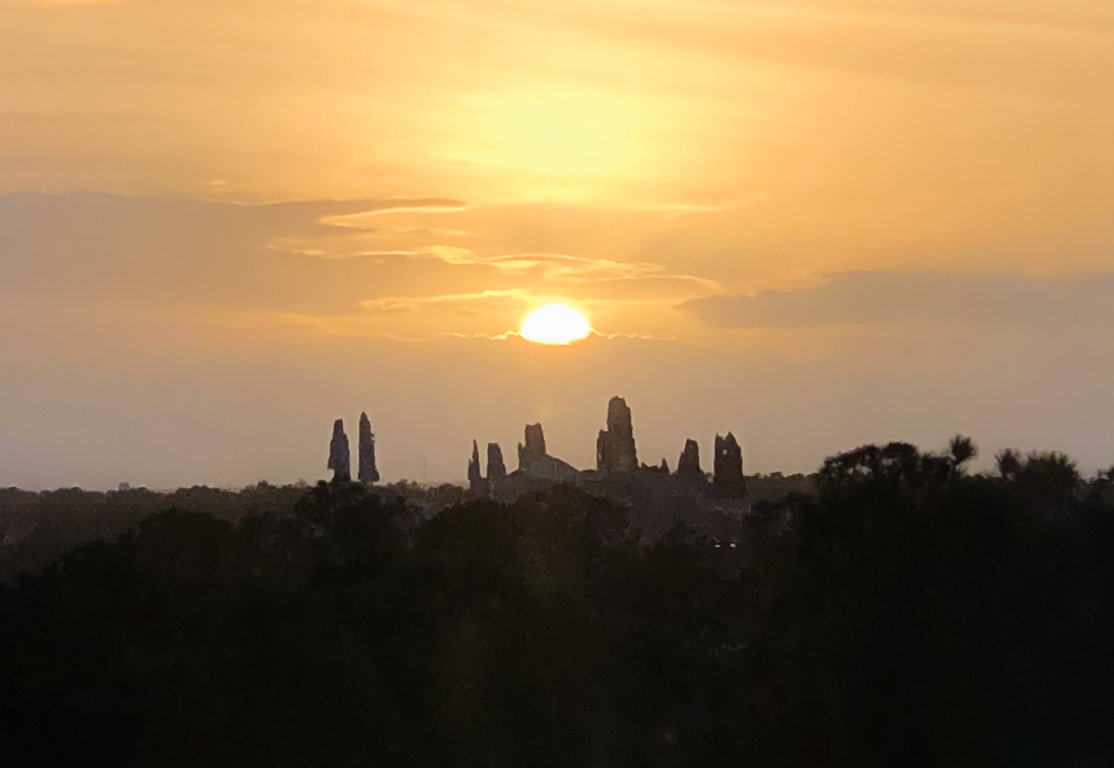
468,439,488,495
487,443,507,480
518,423,547,469
713,432,745,497
358,412,380,484
596,396,638,474
677,439,703,479
327,419,351,482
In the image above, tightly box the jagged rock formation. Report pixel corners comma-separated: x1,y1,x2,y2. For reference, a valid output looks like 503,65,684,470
358,412,380,484
518,424,547,469
514,423,579,482
487,443,507,480
468,439,488,495
660,458,670,473
327,419,351,482
596,396,638,474
714,433,745,497
677,439,703,479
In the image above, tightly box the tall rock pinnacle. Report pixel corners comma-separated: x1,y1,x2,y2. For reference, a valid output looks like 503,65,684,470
327,419,351,482
487,443,507,480
358,412,380,484
714,432,745,497
518,424,547,470
468,439,488,495
677,439,703,479
596,396,638,474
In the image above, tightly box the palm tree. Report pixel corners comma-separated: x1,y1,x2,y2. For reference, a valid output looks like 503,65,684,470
947,435,978,471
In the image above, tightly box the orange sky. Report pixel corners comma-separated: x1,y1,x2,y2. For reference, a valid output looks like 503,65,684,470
1,0,1113,488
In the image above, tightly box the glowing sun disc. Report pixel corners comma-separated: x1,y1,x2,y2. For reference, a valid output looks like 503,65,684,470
520,304,592,345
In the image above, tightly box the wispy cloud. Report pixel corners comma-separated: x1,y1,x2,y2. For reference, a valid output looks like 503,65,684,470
267,236,721,294
682,271,1114,332
265,241,478,264
485,252,665,280
319,200,470,229
37,0,133,6
361,289,529,315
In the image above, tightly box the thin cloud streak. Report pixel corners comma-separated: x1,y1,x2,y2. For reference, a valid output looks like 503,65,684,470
37,0,133,6
361,289,529,314
319,201,471,228
267,236,722,294
682,271,1114,332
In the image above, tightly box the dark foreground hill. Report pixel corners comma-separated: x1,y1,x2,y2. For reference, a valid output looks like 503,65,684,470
2,443,1113,766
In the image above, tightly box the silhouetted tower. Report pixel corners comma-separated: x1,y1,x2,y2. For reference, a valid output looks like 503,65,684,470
327,419,351,482
518,424,547,470
468,439,488,495
596,396,638,473
487,443,507,480
713,433,745,497
358,412,380,484
677,439,703,480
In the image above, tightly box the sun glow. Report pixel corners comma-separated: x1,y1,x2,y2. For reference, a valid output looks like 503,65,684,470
520,304,592,345
459,86,643,180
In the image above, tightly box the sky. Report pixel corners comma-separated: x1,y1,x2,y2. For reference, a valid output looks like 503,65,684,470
2,0,1113,489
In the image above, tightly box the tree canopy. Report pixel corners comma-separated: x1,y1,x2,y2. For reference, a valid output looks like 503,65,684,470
2,442,1113,766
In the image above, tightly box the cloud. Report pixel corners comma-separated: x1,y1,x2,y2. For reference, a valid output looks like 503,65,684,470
318,200,470,229
360,289,529,315
496,254,723,295
382,227,474,237
266,233,722,296
0,192,480,317
268,243,479,265
485,252,665,280
37,0,132,6
268,240,666,278
0,192,724,344
682,271,1114,332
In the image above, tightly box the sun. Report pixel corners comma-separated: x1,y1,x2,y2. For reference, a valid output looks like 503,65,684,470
520,304,592,345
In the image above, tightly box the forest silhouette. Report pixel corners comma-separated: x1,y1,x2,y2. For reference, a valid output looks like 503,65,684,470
2,440,1114,766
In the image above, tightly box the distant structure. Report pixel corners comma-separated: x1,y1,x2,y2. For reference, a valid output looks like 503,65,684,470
714,433,745,497
518,424,547,469
331,394,754,519
358,412,380,484
327,419,351,482
468,440,488,495
515,423,580,482
677,439,703,480
487,443,507,480
596,396,638,474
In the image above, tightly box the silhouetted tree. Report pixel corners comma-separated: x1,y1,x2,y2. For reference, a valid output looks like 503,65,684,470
996,447,1023,479
3,441,1114,766
947,434,978,471
1016,450,1080,501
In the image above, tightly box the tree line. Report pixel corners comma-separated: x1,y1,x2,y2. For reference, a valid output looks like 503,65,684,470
1,439,1113,766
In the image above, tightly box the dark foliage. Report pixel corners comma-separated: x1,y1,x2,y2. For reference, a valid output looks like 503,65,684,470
2,444,1113,767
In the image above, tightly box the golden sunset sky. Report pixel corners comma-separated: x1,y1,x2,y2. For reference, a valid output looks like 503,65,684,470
2,0,1113,488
